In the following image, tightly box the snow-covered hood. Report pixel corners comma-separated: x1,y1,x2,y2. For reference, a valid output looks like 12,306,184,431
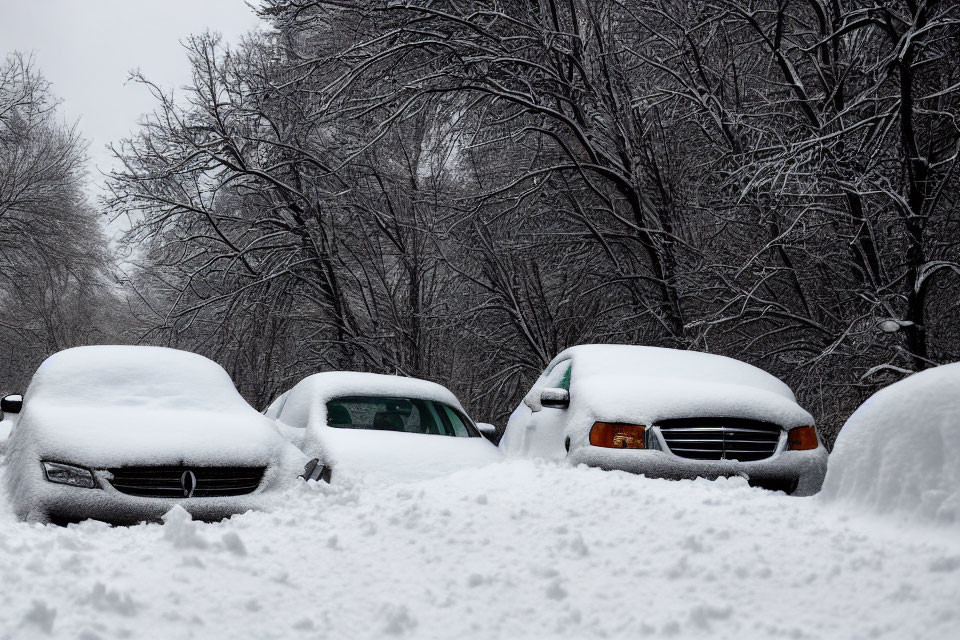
16,403,288,468
572,375,813,428
307,427,503,484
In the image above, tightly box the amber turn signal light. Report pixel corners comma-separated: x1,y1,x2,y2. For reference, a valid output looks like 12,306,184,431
590,422,646,449
787,426,818,450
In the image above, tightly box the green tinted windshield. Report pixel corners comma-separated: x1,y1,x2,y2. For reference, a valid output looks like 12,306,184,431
325,396,480,437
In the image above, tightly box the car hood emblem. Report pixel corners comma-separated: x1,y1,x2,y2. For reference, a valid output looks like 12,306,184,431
180,470,197,498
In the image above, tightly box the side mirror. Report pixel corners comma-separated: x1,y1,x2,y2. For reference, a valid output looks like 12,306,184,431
476,422,497,437
1,394,22,415
299,458,332,483
540,387,569,409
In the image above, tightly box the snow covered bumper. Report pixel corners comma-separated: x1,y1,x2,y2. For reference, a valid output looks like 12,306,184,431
28,466,278,525
569,426,828,496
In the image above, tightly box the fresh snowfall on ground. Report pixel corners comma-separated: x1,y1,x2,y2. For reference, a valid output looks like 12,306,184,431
0,459,957,640
2,361,959,639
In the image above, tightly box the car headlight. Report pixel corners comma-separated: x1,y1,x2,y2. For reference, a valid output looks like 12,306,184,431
590,422,646,449
42,461,97,488
787,426,819,450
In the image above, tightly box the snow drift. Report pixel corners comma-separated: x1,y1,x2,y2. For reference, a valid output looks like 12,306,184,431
1,460,958,639
821,362,960,527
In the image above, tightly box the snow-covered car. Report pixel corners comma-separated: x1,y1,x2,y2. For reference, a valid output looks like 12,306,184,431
265,372,502,483
3,346,306,525
500,345,827,495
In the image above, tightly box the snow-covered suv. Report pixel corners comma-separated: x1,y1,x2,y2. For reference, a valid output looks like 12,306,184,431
499,345,827,495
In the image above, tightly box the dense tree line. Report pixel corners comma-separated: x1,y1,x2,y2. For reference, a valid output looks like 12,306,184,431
0,53,122,395
103,0,960,442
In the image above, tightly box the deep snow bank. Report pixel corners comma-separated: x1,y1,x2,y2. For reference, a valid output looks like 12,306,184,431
820,363,960,527
1,460,958,639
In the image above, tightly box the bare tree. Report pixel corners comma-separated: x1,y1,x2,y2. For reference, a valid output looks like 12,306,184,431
109,2,960,441
0,52,123,393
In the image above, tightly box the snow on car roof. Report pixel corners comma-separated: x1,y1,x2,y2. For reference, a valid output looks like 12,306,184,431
269,371,467,436
8,346,298,471
290,371,463,408
553,344,797,400
26,345,248,410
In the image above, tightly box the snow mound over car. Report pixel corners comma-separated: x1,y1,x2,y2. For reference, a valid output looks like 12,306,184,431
821,363,960,527
11,345,287,467
268,371,501,483
28,345,250,410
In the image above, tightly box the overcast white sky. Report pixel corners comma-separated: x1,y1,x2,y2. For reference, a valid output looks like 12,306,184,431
0,0,263,191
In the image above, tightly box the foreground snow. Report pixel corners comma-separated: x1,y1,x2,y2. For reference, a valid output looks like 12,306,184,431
1,461,958,639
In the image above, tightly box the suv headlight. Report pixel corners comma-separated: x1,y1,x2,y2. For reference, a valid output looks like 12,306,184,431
787,426,819,450
590,422,646,449
42,461,97,488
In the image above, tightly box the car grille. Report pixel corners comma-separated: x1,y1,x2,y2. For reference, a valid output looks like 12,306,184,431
657,418,782,462
107,466,265,498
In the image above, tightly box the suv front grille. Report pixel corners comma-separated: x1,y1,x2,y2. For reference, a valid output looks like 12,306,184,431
657,418,782,462
107,466,265,498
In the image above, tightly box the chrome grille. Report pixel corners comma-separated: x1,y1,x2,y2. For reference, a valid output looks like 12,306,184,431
657,418,782,462
107,466,265,498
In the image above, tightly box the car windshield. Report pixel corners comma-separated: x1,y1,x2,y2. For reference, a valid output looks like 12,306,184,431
325,396,479,437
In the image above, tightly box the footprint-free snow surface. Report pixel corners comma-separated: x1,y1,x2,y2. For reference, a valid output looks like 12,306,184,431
1,460,958,640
